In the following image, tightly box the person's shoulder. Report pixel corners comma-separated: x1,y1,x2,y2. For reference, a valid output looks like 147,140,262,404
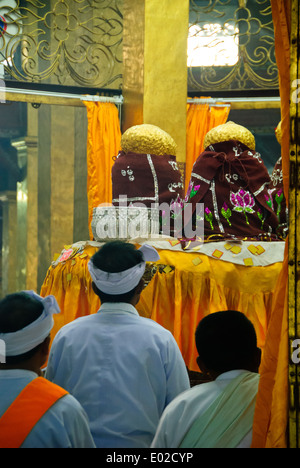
138,315,174,336
48,389,90,424
157,386,197,419
175,381,214,401
56,392,85,412
54,314,97,339
38,388,95,446
162,380,218,414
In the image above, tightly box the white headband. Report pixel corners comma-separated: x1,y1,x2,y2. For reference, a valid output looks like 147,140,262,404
0,291,60,357
88,244,160,295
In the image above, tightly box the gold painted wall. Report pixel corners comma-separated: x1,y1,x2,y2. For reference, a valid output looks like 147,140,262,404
123,0,189,163
122,0,145,129
143,0,189,163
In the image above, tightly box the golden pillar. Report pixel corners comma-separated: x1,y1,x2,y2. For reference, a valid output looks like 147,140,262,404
25,136,38,292
11,133,41,293
36,105,89,291
50,106,75,256
11,137,32,292
122,0,189,165
10,104,89,293
1,191,17,297
289,0,300,449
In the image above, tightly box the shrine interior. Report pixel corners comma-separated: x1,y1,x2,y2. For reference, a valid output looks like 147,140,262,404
0,0,297,449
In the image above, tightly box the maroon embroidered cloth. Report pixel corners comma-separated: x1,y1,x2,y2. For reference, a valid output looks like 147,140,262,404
270,157,288,238
112,151,184,208
185,141,279,240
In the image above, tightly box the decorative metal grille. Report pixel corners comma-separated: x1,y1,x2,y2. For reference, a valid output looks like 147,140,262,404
188,0,279,92
0,0,123,89
0,1,278,92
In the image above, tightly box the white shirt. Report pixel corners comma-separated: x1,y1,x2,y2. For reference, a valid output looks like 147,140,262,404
0,369,96,448
151,370,255,448
46,302,190,448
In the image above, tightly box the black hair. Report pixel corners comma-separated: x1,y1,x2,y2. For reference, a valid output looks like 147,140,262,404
0,292,45,364
195,310,258,374
91,241,144,303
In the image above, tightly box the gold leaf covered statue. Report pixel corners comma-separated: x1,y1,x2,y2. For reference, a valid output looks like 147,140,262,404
92,124,184,240
111,124,183,208
185,121,279,241
121,124,177,156
204,121,256,152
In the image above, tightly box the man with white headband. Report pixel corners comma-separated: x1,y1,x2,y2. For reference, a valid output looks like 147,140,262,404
0,291,96,448
46,241,190,448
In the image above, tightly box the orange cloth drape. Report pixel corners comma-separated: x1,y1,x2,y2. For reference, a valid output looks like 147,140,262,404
251,0,290,448
41,244,283,373
185,101,230,190
137,249,282,372
84,101,122,239
0,377,68,448
41,245,101,346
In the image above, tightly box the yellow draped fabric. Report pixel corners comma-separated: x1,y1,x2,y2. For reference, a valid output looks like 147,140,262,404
185,101,230,190
41,245,283,373
251,0,290,449
41,245,101,345
84,101,122,240
137,250,282,372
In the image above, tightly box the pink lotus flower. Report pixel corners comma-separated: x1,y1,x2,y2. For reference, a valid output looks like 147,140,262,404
230,189,255,225
230,189,255,211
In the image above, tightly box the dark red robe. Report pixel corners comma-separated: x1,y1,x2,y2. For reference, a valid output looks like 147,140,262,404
185,141,279,241
269,156,288,238
112,151,184,207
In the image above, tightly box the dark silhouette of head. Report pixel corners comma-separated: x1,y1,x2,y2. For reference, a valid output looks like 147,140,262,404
195,310,261,378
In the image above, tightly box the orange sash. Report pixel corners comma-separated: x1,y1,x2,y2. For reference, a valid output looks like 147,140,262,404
0,377,68,448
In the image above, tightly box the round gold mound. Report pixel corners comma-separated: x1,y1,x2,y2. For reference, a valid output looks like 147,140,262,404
275,121,282,145
121,124,177,156
204,121,256,151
